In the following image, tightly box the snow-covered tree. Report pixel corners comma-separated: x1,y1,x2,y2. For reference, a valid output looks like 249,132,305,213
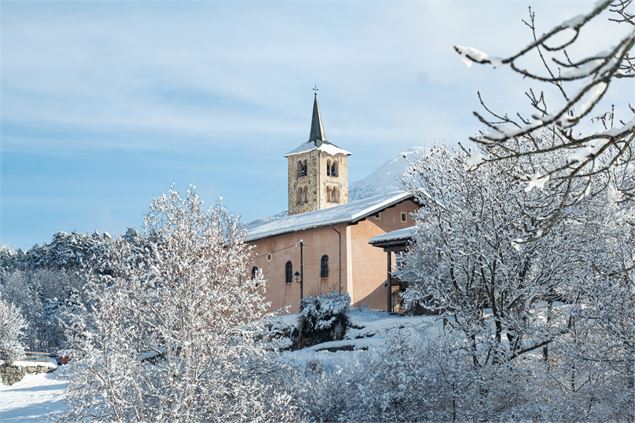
0,245,19,274
64,187,298,422
397,145,634,418
0,232,117,352
26,230,114,273
556,185,635,416
293,326,549,422
0,294,27,365
0,268,86,351
456,0,634,229
399,146,588,364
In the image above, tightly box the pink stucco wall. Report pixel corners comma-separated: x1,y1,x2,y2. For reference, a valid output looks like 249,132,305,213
248,199,419,312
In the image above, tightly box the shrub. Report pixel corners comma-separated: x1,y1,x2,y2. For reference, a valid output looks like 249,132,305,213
297,292,350,347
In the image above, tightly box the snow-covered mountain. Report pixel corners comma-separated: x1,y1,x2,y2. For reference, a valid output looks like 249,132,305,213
349,147,426,200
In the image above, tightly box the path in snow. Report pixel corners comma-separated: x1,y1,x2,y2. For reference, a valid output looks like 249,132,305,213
0,373,67,422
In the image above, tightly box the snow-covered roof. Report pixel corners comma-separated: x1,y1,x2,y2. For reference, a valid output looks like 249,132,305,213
245,191,413,242
285,140,352,157
368,225,416,245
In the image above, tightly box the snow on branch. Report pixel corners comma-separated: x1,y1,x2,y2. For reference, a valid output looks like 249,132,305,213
456,0,635,233
454,45,501,68
455,0,614,69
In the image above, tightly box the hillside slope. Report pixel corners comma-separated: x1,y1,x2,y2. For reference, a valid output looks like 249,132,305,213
349,147,426,200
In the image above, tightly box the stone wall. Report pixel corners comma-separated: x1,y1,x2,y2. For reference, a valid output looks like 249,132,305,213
288,150,349,215
0,362,56,385
288,150,320,215
318,152,348,208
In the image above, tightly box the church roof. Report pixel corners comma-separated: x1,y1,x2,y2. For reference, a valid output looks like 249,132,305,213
245,190,413,242
285,94,351,157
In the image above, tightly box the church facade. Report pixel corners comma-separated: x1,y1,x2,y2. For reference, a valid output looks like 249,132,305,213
246,94,418,312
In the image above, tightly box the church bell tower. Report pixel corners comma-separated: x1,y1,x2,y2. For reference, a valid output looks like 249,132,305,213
286,90,351,216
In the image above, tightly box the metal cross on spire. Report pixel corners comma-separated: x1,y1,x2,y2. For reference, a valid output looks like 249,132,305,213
313,84,319,97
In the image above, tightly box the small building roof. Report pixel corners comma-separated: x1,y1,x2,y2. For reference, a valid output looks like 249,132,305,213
368,225,416,247
245,191,413,242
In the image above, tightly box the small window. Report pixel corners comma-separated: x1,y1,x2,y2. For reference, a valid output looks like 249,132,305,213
297,186,308,204
251,266,259,279
330,187,339,203
326,159,332,176
296,187,303,205
285,261,293,283
266,253,272,262
320,255,329,278
401,212,407,222
297,160,307,177
331,161,338,177
374,212,381,220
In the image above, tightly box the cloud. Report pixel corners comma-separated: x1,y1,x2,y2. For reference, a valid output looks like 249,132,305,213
3,2,627,149
1,0,630,248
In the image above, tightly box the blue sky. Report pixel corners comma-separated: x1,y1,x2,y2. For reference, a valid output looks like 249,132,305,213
1,0,629,249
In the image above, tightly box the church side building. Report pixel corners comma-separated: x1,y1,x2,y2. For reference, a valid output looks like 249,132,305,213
246,94,418,312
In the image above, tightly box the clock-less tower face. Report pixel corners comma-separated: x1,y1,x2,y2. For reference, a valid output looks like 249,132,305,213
286,94,351,216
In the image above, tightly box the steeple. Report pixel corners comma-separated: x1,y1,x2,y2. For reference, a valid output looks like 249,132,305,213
309,87,326,146
286,88,351,215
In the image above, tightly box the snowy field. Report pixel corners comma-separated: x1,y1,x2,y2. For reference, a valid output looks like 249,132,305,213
0,373,67,422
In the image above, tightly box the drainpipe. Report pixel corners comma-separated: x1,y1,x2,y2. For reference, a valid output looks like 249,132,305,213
330,225,343,294
300,240,304,300
387,251,392,313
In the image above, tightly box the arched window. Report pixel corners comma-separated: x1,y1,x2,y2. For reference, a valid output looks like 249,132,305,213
251,266,259,279
297,160,307,177
331,161,338,177
332,188,339,203
303,187,308,203
320,255,329,278
326,159,332,176
285,261,293,283
326,186,331,203
297,187,303,205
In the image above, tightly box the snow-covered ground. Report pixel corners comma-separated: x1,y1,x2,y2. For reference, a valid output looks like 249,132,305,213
283,308,443,366
0,373,67,422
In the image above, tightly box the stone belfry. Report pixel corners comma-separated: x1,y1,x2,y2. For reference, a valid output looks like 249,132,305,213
286,89,351,215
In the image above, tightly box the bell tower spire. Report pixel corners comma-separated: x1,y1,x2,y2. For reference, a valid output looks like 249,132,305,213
286,89,351,215
309,85,326,146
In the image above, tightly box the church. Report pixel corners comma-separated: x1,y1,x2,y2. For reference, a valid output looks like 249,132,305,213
246,93,419,312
